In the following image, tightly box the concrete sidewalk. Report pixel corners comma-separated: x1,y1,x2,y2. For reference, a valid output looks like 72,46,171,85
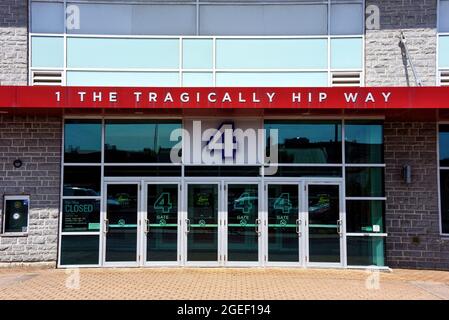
1,267,449,300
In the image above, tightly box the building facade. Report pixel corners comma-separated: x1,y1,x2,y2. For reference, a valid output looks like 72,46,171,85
0,0,448,270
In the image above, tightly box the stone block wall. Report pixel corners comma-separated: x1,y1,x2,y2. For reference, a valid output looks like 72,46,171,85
0,114,62,265
0,0,28,85
365,0,438,86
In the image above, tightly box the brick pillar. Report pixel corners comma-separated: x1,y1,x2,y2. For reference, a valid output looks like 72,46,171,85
384,121,449,270
0,114,62,265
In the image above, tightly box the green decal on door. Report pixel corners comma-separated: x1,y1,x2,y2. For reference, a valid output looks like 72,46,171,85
273,193,293,214
154,192,173,214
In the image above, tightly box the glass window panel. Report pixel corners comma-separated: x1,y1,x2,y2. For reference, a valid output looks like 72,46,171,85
268,167,342,178
63,166,101,196
439,125,449,166
67,38,179,69
200,4,327,36
66,71,179,87
64,120,102,163
31,36,64,68
187,184,219,261
439,170,449,233
147,184,179,262
265,121,342,164
183,39,213,69
184,166,261,177
330,3,364,35
345,122,384,164
346,200,385,233
347,236,385,266
60,235,99,265
31,2,64,33
216,39,328,69
104,121,181,163
227,185,259,262
268,185,299,262
62,199,101,232
67,3,196,35
104,166,182,177
346,167,384,197
331,38,363,69
182,73,214,87
439,1,449,32
439,36,449,68
216,72,328,87
3,198,29,233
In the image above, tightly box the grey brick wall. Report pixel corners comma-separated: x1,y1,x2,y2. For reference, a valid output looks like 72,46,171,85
0,0,28,85
365,0,437,86
384,121,449,270
0,114,62,265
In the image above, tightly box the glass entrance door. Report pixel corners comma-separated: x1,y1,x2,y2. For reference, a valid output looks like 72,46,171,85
266,183,301,265
104,183,139,266
306,183,343,266
144,183,180,266
225,183,261,265
186,183,220,265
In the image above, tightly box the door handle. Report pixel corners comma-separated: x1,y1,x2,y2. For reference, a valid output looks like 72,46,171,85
186,218,191,233
337,219,343,236
144,218,149,234
104,218,109,233
296,219,301,237
255,218,261,237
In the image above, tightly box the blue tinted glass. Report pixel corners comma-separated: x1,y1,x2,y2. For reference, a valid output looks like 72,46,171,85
347,237,385,266
439,125,449,166
346,200,385,233
67,38,179,68
331,38,363,69
60,235,100,265
345,122,383,164
31,36,64,68
105,121,181,163
265,121,342,164
216,72,328,87
183,39,213,69
346,167,384,197
182,72,213,86
439,36,449,68
216,39,328,69
67,71,179,87
64,120,102,163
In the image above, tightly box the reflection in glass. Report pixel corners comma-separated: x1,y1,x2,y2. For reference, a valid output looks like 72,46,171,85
308,185,340,263
62,199,100,232
63,166,101,196
268,185,299,262
440,125,449,166
105,184,138,262
346,200,384,233
227,185,258,261
345,122,383,164
64,120,102,163
187,184,218,261
346,167,384,197
60,235,99,265
147,184,178,262
104,120,181,163
347,237,385,266
440,170,449,233
265,121,342,163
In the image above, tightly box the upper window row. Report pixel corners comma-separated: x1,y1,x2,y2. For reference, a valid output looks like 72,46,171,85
440,0,449,32
64,120,384,165
31,1,364,36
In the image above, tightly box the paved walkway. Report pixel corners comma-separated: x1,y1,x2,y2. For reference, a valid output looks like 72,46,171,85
1,267,449,300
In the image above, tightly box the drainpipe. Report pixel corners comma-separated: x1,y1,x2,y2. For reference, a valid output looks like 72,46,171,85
399,31,423,86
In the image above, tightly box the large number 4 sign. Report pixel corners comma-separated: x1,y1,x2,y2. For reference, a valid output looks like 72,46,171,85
154,192,173,214
273,193,293,214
